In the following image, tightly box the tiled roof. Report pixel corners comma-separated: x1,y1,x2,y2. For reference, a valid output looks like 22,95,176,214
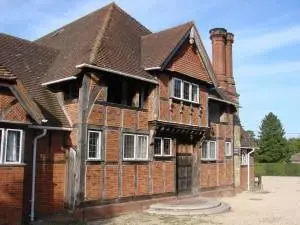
0,65,16,80
0,34,70,127
141,22,193,69
35,3,155,83
241,129,257,148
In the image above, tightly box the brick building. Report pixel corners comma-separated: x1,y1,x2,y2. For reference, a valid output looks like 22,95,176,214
0,3,253,224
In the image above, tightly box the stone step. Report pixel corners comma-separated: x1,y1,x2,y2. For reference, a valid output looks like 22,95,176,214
146,197,231,216
147,202,230,216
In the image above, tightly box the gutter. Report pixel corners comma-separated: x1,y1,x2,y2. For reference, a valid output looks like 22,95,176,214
76,63,159,84
30,129,47,222
247,148,256,191
208,96,239,107
41,76,77,86
29,125,73,131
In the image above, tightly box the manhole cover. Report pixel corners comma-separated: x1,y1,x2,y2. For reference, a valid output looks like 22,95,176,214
249,198,263,201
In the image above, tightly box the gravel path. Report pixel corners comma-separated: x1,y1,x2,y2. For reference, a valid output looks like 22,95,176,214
90,176,300,225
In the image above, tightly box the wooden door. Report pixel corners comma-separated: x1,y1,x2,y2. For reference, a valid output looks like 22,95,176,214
176,140,193,194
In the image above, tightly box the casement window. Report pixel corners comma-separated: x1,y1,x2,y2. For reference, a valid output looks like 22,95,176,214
88,130,102,160
0,129,23,164
154,138,172,156
123,134,148,160
172,78,199,103
241,149,248,165
225,141,232,156
202,141,217,160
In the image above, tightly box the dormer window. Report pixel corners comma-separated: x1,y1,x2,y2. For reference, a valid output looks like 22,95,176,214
172,78,199,103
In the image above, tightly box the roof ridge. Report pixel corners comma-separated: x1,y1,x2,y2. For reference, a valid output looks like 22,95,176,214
35,3,114,42
89,3,115,63
141,21,194,40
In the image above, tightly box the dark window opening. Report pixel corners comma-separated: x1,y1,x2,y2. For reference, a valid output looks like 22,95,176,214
63,82,80,101
106,76,148,108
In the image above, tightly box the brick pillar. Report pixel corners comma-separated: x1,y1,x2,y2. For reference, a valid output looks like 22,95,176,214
209,28,227,89
225,32,237,97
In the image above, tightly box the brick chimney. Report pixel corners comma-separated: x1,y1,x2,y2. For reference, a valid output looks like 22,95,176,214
209,28,227,90
225,32,237,95
210,28,238,101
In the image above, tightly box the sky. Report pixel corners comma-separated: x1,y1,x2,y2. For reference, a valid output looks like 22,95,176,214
1,0,300,138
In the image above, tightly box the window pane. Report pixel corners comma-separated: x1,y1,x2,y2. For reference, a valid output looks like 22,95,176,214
183,82,190,100
124,135,134,159
154,138,162,155
191,85,198,102
6,130,21,163
163,139,171,155
136,136,147,159
226,142,231,155
174,79,181,98
202,142,207,158
88,132,100,159
209,142,216,159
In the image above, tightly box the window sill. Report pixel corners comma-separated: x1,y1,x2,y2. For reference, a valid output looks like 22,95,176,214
170,97,200,105
0,163,27,167
86,159,102,162
123,159,150,162
154,155,173,158
95,101,148,112
201,159,217,162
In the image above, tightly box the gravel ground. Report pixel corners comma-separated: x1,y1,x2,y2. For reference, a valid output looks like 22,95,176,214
90,176,300,225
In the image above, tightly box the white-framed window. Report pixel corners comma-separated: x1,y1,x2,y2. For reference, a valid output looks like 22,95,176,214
154,138,172,156
241,149,248,165
172,78,199,103
0,129,23,164
88,130,102,160
225,141,232,156
202,141,217,160
123,134,148,160
0,129,4,163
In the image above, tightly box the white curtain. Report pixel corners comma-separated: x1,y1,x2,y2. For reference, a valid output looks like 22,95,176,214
6,130,20,162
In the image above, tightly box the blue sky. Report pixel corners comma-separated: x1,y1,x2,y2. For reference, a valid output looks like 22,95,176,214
1,0,300,137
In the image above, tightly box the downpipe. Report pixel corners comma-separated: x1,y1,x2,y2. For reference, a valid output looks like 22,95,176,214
247,148,255,191
30,129,47,222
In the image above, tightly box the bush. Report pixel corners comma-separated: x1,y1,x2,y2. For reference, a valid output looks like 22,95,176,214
255,163,300,176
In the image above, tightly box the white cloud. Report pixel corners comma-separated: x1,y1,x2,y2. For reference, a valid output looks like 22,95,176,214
235,25,300,59
235,60,300,76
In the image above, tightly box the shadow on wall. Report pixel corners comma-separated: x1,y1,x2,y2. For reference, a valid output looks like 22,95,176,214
22,130,67,224
0,166,25,225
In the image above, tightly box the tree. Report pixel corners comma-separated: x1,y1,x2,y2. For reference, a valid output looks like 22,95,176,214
246,129,258,144
286,138,300,161
256,112,288,163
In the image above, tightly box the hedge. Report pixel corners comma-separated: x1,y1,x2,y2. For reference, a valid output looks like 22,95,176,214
255,163,300,176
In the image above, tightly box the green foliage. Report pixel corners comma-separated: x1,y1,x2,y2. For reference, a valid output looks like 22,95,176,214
287,138,300,161
256,112,288,163
255,163,300,176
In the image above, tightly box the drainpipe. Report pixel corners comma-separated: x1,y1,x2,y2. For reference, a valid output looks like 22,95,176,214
247,148,255,191
30,129,47,222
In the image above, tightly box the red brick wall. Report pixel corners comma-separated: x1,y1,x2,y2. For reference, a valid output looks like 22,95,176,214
104,166,119,199
200,163,218,188
240,165,254,190
64,102,78,124
167,39,211,83
136,165,149,196
0,166,24,225
105,130,120,162
35,131,66,217
122,165,135,197
86,165,102,201
0,87,30,123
